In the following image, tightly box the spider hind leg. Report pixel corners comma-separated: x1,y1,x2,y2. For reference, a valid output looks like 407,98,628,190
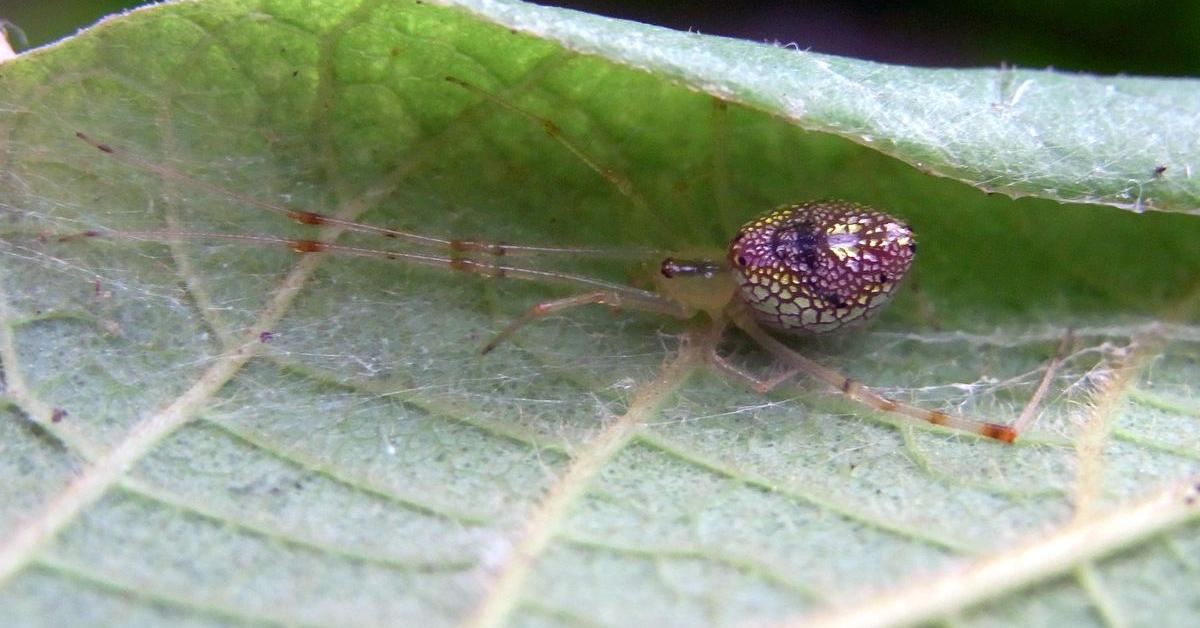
727,310,1019,443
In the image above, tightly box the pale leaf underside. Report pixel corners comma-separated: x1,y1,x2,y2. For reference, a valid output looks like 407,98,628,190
0,1,1198,627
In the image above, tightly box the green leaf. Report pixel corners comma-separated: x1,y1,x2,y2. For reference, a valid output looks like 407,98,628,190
1,1,1198,626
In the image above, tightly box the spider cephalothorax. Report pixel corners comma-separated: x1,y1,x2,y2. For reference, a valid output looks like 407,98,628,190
728,201,916,334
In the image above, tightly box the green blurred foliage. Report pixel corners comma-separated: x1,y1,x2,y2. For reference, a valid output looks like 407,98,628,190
2,0,146,51
546,1,1200,76
5,1,1198,76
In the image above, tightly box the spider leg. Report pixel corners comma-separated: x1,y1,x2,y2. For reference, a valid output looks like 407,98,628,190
445,76,637,199
60,229,684,310
482,290,691,354
1010,328,1074,434
74,132,664,262
707,350,804,394
732,310,1018,443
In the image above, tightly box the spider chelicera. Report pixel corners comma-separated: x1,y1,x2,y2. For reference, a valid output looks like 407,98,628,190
66,80,1025,443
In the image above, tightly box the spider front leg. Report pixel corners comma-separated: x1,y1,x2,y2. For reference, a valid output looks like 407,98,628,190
730,311,1019,443
707,350,804,394
482,290,691,354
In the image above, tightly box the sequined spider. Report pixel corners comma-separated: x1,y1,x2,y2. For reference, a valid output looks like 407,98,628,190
64,76,1027,443
67,130,1022,444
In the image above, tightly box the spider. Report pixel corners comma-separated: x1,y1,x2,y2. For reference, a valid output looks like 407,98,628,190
65,82,1023,444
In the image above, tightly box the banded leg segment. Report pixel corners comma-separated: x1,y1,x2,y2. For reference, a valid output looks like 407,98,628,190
732,310,1018,443
60,229,689,353
61,229,686,309
71,124,690,357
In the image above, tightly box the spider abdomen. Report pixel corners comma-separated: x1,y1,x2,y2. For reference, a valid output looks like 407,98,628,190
728,201,915,334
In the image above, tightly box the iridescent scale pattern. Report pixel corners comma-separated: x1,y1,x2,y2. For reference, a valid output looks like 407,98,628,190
728,201,916,334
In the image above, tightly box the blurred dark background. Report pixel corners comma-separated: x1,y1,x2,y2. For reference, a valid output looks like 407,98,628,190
3,0,1198,76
